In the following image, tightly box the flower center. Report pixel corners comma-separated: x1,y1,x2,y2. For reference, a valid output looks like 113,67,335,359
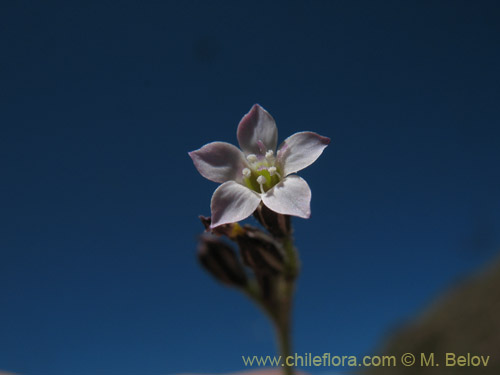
241,150,282,194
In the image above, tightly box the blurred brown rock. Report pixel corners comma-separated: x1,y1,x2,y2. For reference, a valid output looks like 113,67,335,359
365,256,500,375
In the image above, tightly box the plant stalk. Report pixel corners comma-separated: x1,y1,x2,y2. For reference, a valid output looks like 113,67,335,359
276,231,299,375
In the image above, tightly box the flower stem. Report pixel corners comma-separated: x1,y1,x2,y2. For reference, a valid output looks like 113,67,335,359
276,315,293,375
242,220,299,375
276,231,299,375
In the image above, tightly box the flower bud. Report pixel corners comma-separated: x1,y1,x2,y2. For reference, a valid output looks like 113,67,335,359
197,234,248,287
237,226,285,275
253,204,291,238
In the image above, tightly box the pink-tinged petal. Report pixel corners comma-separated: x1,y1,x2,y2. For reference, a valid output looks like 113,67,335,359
262,175,311,218
278,131,330,176
189,142,247,183
237,104,278,155
211,181,261,227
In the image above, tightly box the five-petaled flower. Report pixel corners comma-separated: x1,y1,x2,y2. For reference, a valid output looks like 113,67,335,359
189,104,330,228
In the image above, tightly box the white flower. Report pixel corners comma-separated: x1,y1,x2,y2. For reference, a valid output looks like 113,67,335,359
189,104,330,228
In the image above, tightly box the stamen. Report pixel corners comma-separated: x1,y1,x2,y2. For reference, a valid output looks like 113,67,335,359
256,175,267,184
246,154,258,163
242,168,251,178
256,175,267,194
268,166,282,179
265,150,274,160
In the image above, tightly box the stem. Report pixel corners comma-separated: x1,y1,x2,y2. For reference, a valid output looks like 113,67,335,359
241,218,299,375
277,315,293,375
276,231,299,375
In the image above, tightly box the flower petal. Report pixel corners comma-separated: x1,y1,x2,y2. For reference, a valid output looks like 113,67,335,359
237,104,278,155
211,181,262,228
189,142,247,183
262,175,311,218
278,131,330,176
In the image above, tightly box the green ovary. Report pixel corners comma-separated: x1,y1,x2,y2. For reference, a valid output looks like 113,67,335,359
244,166,281,193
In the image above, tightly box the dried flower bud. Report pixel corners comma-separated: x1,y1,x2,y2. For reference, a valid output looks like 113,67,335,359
253,204,291,238
197,234,247,287
237,226,285,275
199,215,212,231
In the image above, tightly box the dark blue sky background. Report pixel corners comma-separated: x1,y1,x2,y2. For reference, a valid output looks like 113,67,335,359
1,1,499,374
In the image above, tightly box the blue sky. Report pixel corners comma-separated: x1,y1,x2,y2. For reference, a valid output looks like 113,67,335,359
1,1,499,374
